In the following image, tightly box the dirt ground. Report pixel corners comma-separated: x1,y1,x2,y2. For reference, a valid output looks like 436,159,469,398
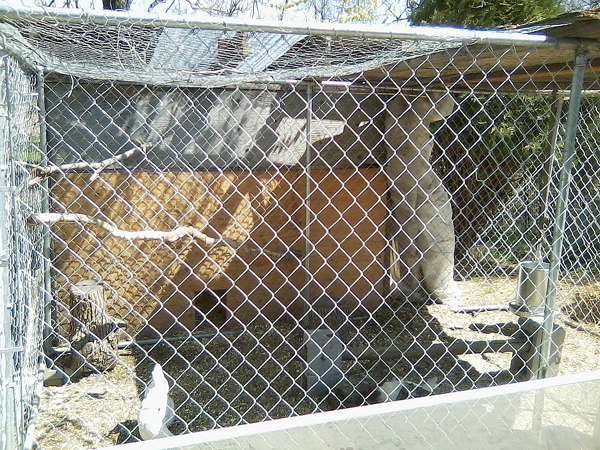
33,276,600,449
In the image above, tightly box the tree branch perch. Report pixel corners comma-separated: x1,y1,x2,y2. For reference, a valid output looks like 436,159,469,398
28,212,297,261
27,142,149,187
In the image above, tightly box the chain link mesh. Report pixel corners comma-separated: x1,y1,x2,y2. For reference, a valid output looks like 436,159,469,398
1,5,600,449
0,51,45,450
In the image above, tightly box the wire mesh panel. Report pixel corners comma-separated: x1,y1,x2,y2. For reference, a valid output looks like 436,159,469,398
0,52,45,450
1,5,600,449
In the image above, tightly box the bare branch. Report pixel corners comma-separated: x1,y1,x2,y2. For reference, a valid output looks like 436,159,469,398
27,142,149,187
28,212,297,261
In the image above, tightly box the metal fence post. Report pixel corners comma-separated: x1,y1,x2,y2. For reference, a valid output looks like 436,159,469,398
537,92,564,258
532,50,587,443
538,52,587,379
0,50,17,450
36,68,52,357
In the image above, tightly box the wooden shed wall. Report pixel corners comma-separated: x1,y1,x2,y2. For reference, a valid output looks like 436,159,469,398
51,168,387,334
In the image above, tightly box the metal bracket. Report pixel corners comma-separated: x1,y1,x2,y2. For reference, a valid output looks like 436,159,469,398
0,346,23,355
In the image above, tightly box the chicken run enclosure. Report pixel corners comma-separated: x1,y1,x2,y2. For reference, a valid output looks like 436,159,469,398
5,4,600,449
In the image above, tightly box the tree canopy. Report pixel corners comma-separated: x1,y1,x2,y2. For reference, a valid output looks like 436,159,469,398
409,0,563,27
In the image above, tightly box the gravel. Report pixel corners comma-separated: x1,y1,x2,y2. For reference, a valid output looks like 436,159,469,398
34,276,600,448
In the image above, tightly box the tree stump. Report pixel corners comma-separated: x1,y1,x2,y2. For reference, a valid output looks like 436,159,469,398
69,280,120,373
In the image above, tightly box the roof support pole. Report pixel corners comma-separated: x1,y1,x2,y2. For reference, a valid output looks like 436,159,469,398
0,5,578,48
538,52,587,380
0,50,18,450
532,50,587,443
3,56,24,450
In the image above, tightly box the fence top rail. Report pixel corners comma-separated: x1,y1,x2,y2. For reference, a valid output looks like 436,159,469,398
0,4,594,49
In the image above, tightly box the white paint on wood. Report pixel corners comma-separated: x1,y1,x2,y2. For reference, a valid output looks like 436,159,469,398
385,91,462,307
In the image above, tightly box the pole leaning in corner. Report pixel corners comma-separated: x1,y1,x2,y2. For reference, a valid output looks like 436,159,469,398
36,67,53,358
304,83,313,305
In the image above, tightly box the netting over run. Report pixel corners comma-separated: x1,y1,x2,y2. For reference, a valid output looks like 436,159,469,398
0,12,452,87
3,5,600,449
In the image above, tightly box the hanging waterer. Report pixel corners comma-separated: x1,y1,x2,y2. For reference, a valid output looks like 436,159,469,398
509,260,550,319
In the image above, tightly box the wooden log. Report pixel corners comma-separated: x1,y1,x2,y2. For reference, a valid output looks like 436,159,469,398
384,93,461,306
69,280,120,373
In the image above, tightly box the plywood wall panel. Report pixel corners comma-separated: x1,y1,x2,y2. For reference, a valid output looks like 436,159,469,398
51,168,388,334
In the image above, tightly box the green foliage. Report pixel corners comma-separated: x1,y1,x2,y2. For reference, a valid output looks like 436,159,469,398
102,0,129,10
410,0,562,28
339,0,382,22
432,95,555,260
570,99,600,205
277,0,382,22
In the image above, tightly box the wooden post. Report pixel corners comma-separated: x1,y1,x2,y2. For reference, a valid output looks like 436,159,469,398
384,93,461,306
69,280,120,373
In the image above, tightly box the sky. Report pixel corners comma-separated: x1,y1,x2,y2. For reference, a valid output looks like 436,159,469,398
2,0,411,24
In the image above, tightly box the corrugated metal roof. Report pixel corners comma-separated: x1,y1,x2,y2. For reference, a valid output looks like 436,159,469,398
127,0,307,75
147,27,306,75
149,28,221,72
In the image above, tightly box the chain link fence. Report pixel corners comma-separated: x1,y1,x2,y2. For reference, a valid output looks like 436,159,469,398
0,51,46,450
1,5,600,449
